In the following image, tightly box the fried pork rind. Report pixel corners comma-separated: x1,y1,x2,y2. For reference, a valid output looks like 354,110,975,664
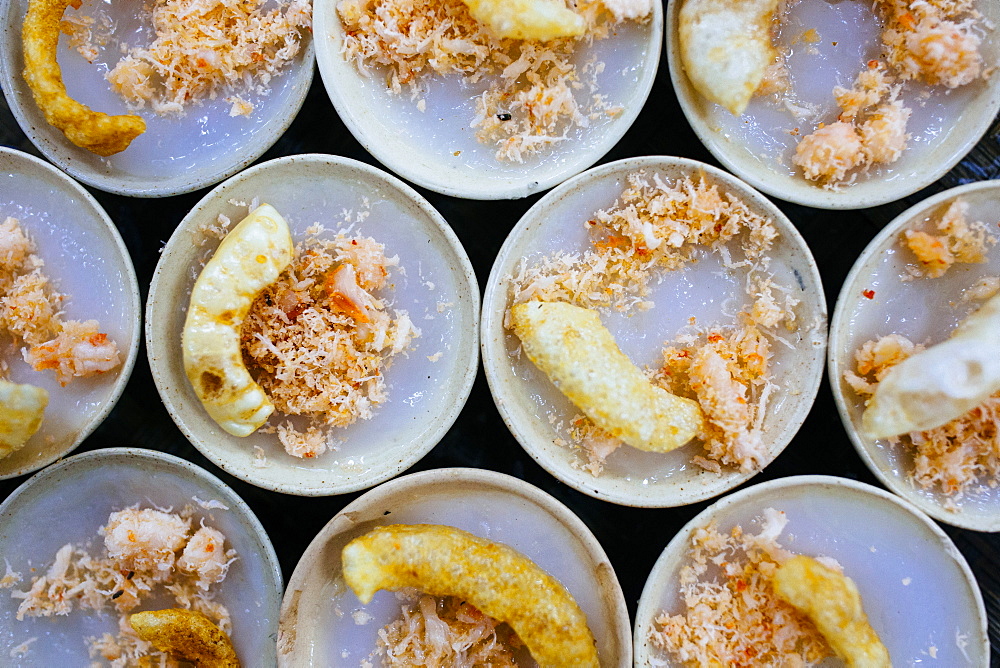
182,204,294,437
511,300,703,453
129,608,240,667
862,292,1000,439
459,0,585,40
21,0,145,156
0,379,48,459
772,556,890,668
342,523,600,668
678,0,779,116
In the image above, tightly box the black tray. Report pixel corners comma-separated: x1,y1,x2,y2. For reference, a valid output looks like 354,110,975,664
3,43,1000,664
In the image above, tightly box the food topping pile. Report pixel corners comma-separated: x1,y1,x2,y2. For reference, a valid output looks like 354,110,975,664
337,0,652,162
508,171,802,476
3,505,237,667
241,224,418,459
366,593,521,668
101,0,311,116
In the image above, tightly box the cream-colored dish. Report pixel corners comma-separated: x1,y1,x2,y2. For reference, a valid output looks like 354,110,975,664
482,156,827,507
667,0,1000,209
147,154,479,496
0,447,283,666
314,0,661,200
0,0,313,197
633,475,988,666
0,146,139,481
830,180,1000,531
278,467,630,666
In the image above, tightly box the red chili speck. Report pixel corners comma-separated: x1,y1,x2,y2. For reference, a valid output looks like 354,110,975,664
863,289,875,299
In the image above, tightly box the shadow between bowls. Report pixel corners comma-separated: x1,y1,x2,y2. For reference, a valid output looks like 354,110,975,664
313,0,662,199
0,146,140,481
481,156,828,508
633,475,988,666
829,180,1000,531
146,153,480,496
0,447,283,666
0,0,314,197
665,0,1000,209
277,467,631,667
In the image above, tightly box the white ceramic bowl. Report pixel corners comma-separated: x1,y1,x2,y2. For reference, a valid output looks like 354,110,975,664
830,180,1000,532
278,467,631,667
314,0,661,199
0,447,283,666
147,153,480,496
0,146,140,481
666,0,1000,209
482,156,827,507
0,0,313,197
633,475,988,667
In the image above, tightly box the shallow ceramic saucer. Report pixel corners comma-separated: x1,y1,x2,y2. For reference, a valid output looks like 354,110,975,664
147,153,479,496
0,146,140,481
314,0,661,199
0,0,313,197
830,180,1000,531
0,447,283,666
633,475,988,666
666,0,1000,209
482,156,827,507
278,467,631,666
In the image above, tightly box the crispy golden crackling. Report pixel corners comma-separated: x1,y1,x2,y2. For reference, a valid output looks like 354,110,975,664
342,524,600,668
182,204,294,437
459,0,585,41
511,300,703,453
0,379,48,460
21,0,145,156
773,556,891,668
678,0,779,116
130,608,240,667
863,292,1000,438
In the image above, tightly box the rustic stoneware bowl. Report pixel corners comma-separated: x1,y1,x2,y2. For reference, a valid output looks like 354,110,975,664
0,146,139,481
633,475,988,666
0,447,282,666
0,0,314,196
666,0,1000,209
830,180,1000,531
147,154,479,495
278,467,631,667
482,156,827,507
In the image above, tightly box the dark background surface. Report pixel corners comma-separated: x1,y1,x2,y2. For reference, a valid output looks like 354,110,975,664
2,36,1000,666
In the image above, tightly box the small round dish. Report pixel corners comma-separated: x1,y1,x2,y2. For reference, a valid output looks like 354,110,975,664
277,467,631,666
482,156,827,508
0,0,313,197
830,180,1000,531
633,475,988,667
0,146,140,481
314,0,661,200
666,0,1000,209
0,447,282,666
147,153,479,496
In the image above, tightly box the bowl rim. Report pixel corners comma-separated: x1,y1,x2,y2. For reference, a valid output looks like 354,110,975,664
631,473,990,666
663,0,1000,210
278,466,632,667
828,179,1000,532
481,154,828,508
0,0,315,198
313,0,663,200
0,145,141,481
146,152,481,496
